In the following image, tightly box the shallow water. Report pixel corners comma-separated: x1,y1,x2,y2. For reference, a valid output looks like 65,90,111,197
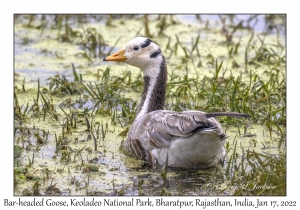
14,14,286,196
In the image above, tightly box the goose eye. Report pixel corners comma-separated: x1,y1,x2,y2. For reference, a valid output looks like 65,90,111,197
133,46,139,51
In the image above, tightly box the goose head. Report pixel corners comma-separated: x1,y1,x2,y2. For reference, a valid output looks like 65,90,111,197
104,37,168,118
104,37,164,77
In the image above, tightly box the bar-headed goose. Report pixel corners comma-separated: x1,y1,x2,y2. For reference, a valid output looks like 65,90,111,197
104,37,249,168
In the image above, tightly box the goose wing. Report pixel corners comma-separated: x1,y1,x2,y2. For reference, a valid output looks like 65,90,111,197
130,110,249,148
144,110,224,148
123,110,249,162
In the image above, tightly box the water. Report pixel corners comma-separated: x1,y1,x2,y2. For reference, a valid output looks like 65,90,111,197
14,14,286,196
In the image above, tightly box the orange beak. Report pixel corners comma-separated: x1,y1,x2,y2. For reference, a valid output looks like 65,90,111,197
103,49,126,62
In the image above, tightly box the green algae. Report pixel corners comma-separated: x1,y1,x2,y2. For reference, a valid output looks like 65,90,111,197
14,14,286,196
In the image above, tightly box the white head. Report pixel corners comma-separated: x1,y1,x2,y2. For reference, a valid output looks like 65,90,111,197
104,37,167,118
104,37,164,75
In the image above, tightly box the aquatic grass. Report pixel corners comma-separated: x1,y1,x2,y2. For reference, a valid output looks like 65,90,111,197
143,15,153,38
106,37,122,56
92,131,97,151
244,30,255,72
84,115,90,131
20,33,32,45
243,150,285,195
81,26,107,58
155,15,176,37
80,69,139,126
28,153,35,166
175,34,189,58
160,153,169,187
32,181,41,196
45,181,61,195
225,135,238,177
47,73,83,96
219,15,243,45
14,14,286,196
204,141,286,196
72,63,80,82
191,34,201,56
22,78,26,92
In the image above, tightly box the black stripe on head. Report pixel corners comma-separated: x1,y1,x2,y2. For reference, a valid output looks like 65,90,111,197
141,39,152,48
150,49,161,58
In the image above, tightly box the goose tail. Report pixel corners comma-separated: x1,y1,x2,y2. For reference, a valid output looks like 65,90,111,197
206,112,250,118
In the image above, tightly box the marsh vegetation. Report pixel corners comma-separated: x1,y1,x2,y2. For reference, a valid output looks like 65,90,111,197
14,14,286,196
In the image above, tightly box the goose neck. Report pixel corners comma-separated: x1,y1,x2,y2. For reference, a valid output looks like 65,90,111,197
135,58,167,120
